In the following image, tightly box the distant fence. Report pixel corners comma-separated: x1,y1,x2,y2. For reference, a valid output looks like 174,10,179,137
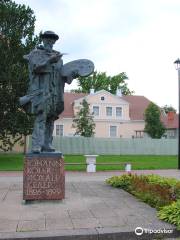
50,137,178,155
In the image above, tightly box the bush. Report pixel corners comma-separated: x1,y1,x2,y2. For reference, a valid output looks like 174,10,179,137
106,174,180,229
145,174,179,187
106,174,133,189
158,200,180,230
130,175,174,208
106,174,180,208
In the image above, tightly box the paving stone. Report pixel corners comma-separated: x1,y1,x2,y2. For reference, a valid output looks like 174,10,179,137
87,202,109,210
45,210,69,219
0,219,18,233
28,200,67,211
19,210,45,221
98,216,126,227
72,217,101,229
90,207,118,218
82,196,105,205
109,208,136,219
0,207,23,220
102,198,127,209
4,190,22,203
0,190,8,201
64,197,87,209
0,184,12,190
68,209,94,219
17,219,45,232
46,217,73,230
10,184,22,191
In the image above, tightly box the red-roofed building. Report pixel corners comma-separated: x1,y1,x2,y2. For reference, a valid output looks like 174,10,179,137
53,90,178,139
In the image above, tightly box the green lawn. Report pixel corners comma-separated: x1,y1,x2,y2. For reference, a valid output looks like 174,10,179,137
0,153,178,171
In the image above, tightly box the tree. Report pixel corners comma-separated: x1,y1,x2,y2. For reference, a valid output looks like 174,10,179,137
0,0,40,151
162,105,176,114
144,102,165,138
72,99,95,137
72,71,133,95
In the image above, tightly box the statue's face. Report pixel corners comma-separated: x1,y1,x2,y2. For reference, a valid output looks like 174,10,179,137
42,38,56,51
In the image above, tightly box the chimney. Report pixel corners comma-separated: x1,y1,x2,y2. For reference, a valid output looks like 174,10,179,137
116,88,122,97
167,111,175,121
90,88,95,94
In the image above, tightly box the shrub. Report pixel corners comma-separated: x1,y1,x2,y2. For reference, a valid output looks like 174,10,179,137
106,174,180,208
106,174,133,189
130,175,174,208
106,173,180,229
146,174,179,187
158,200,180,230
174,182,180,200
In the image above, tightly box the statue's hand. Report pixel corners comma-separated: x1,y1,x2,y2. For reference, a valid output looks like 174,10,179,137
49,53,61,63
72,70,79,78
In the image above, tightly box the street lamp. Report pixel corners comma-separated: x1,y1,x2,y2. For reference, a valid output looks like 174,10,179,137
174,58,180,170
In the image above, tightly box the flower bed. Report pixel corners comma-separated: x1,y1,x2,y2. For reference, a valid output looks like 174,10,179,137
106,174,180,229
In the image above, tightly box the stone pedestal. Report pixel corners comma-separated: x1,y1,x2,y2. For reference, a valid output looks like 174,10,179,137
85,155,98,173
23,153,65,200
125,163,132,172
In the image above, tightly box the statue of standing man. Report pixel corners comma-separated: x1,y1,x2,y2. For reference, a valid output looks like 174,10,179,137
20,31,94,153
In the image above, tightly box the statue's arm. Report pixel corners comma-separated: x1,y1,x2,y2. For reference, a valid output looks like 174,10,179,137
33,59,50,73
62,71,79,84
27,50,61,74
33,55,60,73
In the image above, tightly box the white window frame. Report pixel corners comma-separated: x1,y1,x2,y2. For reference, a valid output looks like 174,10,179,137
116,107,123,117
106,106,113,116
92,105,100,116
109,125,118,137
168,129,175,138
56,124,64,136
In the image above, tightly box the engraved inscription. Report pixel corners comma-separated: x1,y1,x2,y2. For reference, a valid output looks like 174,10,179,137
23,155,65,200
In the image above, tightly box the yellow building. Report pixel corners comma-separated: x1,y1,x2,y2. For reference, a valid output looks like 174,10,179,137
54,90,178,139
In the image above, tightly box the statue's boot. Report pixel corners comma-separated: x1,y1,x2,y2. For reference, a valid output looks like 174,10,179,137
42,145,55,152
32,146,41,153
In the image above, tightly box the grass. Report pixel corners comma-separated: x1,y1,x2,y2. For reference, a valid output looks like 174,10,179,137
0,153,24,171
0,153,178,171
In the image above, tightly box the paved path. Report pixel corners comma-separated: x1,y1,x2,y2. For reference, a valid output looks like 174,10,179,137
0,170,180,240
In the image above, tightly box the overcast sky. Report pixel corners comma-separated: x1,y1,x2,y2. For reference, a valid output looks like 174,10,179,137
15,0,180,111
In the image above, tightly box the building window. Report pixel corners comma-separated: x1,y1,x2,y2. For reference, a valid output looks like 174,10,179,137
135,130,144,138
168,130,175,138
110,126,117,137
116,107,122,117
101,96,105,101
106,107,112,116
56,125,63,136
93,106,99,116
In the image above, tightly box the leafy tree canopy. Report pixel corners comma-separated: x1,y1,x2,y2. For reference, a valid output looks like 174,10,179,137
162,105,176,114
71,71,133,95
72,99,95,137
0,0,40,151
144,102,166,139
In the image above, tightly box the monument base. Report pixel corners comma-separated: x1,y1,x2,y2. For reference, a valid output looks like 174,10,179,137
23,152,65,200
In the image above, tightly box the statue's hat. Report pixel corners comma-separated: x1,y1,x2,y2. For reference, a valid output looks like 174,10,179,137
40,31,59,40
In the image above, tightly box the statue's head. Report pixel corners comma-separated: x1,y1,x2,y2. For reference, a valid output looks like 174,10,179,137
40,31,59,50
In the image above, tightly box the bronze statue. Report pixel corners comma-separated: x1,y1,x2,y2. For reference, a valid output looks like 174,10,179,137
20,31,94,153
